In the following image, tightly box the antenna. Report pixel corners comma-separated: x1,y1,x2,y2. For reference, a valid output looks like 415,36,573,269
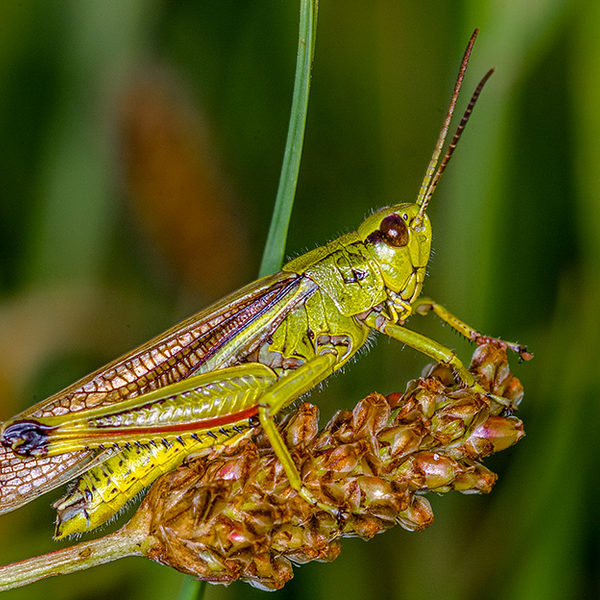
414,29,493,223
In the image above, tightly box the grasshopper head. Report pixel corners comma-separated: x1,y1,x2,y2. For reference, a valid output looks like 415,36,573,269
358,203,431,305
356,30,493,318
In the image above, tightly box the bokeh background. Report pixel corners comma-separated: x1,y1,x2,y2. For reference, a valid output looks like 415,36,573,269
0,1,598,599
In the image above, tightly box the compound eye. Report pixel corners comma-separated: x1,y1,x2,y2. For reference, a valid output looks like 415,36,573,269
379,214,408,247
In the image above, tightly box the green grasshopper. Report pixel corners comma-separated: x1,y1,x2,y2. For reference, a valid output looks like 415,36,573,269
0,31,528,539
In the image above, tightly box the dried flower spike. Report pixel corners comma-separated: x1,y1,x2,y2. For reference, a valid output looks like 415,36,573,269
130,343,525,590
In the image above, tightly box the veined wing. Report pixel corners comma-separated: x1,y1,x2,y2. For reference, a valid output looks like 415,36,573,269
9,271,310,422
0,443,113,514
1,270,316,513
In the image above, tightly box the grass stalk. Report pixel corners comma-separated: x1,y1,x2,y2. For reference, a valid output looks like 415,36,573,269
258,0,319,276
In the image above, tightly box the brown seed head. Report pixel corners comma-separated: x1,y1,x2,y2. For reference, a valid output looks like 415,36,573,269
126,343,525,590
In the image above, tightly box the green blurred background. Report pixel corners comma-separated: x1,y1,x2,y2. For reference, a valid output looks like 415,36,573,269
0,1,598,599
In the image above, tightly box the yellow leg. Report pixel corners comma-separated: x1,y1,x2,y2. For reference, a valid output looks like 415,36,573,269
365,312,478,388
413,297,532,360
364,311,519,408
257,352,337,510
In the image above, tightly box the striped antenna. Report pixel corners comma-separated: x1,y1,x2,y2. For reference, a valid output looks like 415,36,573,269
420,67,494,211
414,29,492,223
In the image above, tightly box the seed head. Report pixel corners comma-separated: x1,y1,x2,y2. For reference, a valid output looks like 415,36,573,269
125,343,525,590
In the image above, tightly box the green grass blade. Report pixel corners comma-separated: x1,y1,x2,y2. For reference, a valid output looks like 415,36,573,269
258,0,318,277
176,576,206,600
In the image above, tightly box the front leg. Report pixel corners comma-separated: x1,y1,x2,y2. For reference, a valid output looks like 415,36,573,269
363,312,478,388
364,311,524,410
413,297,532,361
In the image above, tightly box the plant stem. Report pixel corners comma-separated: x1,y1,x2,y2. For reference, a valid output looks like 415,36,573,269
0,529,149,592
259,0,319,277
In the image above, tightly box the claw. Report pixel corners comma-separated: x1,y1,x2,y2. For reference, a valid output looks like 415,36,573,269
473,335,533,362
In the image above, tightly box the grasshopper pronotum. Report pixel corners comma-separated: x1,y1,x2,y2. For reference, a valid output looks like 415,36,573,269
0,30,528,538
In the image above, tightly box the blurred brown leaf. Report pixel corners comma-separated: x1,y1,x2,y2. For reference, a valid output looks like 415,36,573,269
119,66,249,296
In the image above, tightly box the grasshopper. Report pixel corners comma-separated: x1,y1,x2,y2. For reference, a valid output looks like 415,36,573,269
0,31,528,539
